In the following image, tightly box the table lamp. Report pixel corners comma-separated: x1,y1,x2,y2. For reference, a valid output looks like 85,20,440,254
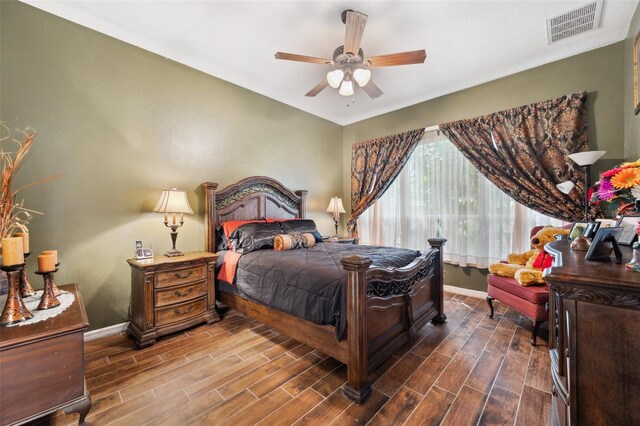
153,188,194,257
556,150,605,221
326,197,346,236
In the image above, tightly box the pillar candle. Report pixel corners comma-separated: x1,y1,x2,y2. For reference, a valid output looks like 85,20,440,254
42,250,58,264
37,253,56,272
2,237,24,266
13,232,29,253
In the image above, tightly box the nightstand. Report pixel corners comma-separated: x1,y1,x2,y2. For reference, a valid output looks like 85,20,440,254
324,236,359,244
127,252,219,348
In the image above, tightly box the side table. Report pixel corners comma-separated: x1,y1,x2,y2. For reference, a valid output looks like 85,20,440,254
0,284,91,425
127,252,220,348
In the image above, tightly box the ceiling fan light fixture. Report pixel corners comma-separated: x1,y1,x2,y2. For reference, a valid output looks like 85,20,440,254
326,69,344,88
339,79,354,96
353,68,371,87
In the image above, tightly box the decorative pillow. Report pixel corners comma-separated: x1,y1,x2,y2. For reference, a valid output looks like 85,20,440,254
229,222,282,253
220,220,265,251
274,233,316,251
278,219,323,243
215,226,228,251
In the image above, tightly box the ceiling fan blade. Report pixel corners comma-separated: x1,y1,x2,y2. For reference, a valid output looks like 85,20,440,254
360,80,383,99
366,50,427,67
275,52,331,65
344,11,368,56
305,79,330,97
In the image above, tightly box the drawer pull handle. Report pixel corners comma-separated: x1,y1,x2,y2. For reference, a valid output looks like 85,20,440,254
174,288,194,297
175,270,193,279
174,306,194,316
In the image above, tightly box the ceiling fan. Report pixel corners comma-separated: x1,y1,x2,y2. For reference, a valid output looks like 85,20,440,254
274,10,426,99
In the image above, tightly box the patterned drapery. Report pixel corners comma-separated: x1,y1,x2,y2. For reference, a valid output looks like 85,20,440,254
348,128,425,237
439,91,589,222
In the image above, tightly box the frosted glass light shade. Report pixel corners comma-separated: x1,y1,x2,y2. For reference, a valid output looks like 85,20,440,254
153,188,194,214
556,181,575,194
568,150,606,166
353,68,371,87
326,69,344,88
339,80,354,96
326,197,346,215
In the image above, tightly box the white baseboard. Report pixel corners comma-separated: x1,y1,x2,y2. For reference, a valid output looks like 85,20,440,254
444,285,487,299
84,322,128,342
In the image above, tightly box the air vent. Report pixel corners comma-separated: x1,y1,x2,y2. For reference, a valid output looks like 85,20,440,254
546,0,603,44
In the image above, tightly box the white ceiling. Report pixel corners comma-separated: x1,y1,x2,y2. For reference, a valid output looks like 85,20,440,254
21,0,638,126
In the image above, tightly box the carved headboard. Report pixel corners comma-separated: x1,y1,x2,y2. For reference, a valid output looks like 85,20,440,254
201,176,308,253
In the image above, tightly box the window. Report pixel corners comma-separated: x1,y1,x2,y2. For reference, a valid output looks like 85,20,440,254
357,131,563,268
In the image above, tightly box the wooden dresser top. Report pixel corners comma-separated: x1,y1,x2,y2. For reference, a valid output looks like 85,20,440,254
544,240,640,291
0,284,89,350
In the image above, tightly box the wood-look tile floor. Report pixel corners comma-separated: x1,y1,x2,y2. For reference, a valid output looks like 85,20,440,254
35,292,552,426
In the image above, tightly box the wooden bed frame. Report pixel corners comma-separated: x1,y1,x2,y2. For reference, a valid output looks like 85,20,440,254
202,176,446,403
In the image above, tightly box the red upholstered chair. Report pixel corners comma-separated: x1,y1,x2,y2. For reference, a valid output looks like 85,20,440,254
486,225,552,346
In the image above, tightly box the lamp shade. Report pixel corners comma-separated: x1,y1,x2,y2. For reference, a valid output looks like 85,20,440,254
153,188,194,214
339,80,354,97
326,197,346,214
556,181,575,194
568,150,606,166
353,68,371,87
326,69,345,89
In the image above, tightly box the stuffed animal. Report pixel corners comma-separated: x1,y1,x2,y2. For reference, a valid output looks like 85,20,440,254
488,226,570,286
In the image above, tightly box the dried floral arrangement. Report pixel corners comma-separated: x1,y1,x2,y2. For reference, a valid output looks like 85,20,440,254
1,122,60,239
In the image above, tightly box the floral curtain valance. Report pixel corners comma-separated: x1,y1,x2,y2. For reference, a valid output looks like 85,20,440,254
347,128,425,236
439,91,589,222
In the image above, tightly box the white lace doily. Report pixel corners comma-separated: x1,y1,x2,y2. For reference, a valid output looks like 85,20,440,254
0,290,75,327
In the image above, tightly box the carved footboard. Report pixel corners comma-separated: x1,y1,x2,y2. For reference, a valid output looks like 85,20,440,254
341,238,447,402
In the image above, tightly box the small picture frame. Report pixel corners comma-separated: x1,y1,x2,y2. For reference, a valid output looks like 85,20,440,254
584,221,600,239
585,227,623,263
595,218,617,228
569,221,593,240
616,215,640,246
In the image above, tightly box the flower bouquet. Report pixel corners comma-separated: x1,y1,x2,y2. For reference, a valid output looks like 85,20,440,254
590,159,640,216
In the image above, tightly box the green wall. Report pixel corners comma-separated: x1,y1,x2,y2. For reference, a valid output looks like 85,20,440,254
0,1,343,329
343,42,625,292
626,2,640,160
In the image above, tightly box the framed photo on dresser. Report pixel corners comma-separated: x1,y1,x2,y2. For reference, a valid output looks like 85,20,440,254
616,215,639,246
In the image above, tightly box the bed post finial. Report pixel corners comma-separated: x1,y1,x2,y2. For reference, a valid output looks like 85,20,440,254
428,238,447,324
341,255,373,403
201,182,219,253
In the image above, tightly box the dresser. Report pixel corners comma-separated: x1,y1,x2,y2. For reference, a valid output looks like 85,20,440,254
0,284,91,425
544,240,640,426
127,252,220,348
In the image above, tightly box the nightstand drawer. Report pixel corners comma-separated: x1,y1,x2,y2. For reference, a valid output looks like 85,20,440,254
154,280,206,307
155,297,206,326
155,264,206,288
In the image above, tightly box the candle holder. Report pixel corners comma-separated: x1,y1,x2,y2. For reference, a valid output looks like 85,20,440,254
35,268,60,310
51,263,61,296
19,252,36,298
1,263,33,326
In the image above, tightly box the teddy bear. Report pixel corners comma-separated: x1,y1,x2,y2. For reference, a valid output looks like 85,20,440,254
488,225,570,286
